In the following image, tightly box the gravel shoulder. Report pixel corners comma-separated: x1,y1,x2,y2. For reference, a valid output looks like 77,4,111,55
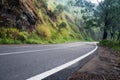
69,46,120,80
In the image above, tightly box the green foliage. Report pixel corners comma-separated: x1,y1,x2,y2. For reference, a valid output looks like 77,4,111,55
0,0,98,44
59,22,67,28
75,0,120,40
100,40,112,46
17,32,29,41
0,39,22,44
25,39,43,44
35,0,97,42
0,27,29,43
100,40,120,51
36,25,51,40
94,0,120,40
0,27,19,39
0,27,29,41
29,31,41,39
56,4,65,13
54,4,65,16
60,29,71,40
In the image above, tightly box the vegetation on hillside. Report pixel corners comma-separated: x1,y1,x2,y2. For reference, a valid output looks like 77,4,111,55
0,0,97,44
0,0,120,45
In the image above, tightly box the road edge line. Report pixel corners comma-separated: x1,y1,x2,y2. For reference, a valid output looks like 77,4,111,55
26,45,98,80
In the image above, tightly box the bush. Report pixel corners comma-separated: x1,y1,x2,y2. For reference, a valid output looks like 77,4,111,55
0,39,22,44
0,27,29,43
25,39,43,44
59,22,67,28
99,40,114,47
7,28,20,40
0,27,19,39
36,25,51,40
17,32,29,41
30,31,41,39
100,40,120,51
61,29,70,40
0,27,7,39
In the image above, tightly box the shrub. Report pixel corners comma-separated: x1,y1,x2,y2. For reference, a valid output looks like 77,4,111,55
25,39,43,44
0,27,19,39
7,28,20,40
0,27,29,42
59,22,67,28
0,27,8,39
36,25,51,40
61,29,70,40
100,40,120,51
30,31,41,39
99,40,113,47
17,32,29,41
0,39,22,44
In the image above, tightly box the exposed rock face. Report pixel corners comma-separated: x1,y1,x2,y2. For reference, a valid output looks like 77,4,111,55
0,0,39,30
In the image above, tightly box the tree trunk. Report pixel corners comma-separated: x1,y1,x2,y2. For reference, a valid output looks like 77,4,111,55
102,12,109,40
103,28,108,40
117,31,120,40
110,32,114,39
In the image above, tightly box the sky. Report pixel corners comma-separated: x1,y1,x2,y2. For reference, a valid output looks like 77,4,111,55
88,0,103,4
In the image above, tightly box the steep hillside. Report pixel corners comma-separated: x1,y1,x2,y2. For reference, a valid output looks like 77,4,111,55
0,0,93,44
0,0,39,29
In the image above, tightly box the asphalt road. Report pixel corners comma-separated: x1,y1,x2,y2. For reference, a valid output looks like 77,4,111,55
0,42,97,80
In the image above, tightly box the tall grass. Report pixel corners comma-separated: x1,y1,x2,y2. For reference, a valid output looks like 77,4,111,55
0,27,83,44
100,40,120,51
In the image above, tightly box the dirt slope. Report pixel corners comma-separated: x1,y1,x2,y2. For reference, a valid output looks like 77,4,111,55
69,46,120,80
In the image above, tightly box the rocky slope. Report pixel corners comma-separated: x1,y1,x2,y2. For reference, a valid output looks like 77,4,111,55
0,0,39,30
0,0,99,44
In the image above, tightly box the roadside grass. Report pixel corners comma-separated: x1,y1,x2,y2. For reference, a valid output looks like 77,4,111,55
99,40,120,51
0,39,22,44
0,38,83,44
0,27,90,44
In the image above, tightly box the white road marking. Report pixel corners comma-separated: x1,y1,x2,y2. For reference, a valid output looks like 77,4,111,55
26,45,98,80
0,45,84,56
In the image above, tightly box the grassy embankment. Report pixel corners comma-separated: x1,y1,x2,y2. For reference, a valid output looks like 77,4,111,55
0,0,95,44
100,40,120,51
0,26,86,44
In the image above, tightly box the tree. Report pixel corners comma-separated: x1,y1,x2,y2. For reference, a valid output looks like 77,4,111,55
74,0,98,38
54,4,65,16
75,0,120,40
74,0,95,28
95,0,120,40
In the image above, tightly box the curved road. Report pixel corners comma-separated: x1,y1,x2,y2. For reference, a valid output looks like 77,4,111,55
0,42,97,80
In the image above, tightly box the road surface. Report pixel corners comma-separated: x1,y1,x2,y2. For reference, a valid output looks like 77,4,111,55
0,42,97,80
